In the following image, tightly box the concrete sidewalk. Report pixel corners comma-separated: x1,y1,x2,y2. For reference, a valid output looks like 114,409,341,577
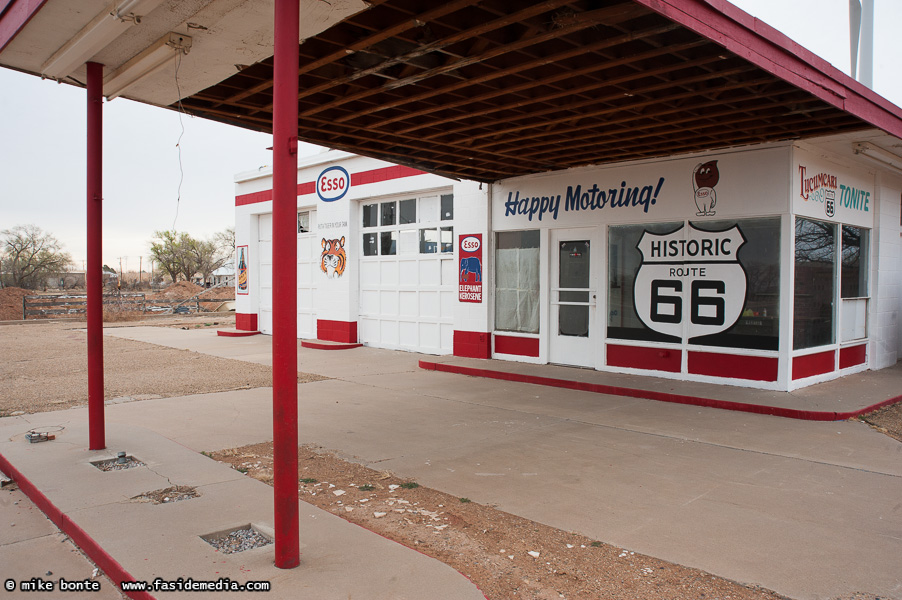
4,325,902,600
0,419,485,600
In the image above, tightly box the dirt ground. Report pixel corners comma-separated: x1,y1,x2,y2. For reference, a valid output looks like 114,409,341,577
858,402,902,442
0,318,326,417
212,443,791,600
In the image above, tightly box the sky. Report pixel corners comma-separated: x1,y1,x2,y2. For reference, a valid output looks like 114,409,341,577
1,0,901,271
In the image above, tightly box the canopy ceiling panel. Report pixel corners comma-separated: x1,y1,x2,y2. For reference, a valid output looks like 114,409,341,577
178,0,875,181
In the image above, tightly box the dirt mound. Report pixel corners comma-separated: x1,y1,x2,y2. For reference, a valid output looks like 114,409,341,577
153,281,204,300
0,287,30,321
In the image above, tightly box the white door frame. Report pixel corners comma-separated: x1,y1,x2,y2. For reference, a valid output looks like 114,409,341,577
548,227,598,367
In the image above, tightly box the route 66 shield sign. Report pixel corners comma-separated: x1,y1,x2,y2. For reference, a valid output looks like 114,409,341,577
634,224,747,339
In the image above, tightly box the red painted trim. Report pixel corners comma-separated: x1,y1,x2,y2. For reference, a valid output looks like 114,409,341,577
235,166,427,206
493,335,539,357
0,0,48,53
350,165,425,186
317,319,358,344
217,329,261,337
86,62,104,451
688,351,778,382
301,340,362,350
235,313,258,331
631,0,902,139
792,350,836,380
607,344,681,373
272,0,300,569
0,452,156,600
453,330,492,359
839,344,867,369
417,361,902,422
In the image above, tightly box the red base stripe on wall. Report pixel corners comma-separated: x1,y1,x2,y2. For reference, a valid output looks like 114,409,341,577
494,335,539,357
454,331,492,359
417,361,902,421
236,313,258,331
607,344,681,373
688,351,778,381
317,319,358,344
839,344,867,369
792,350,835,380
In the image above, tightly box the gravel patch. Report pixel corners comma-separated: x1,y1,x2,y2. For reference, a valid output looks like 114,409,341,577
204,527,272,554
132,485,199,505
857,401,902,443
92,456,145,471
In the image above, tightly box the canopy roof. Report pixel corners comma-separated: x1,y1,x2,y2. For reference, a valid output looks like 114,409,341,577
3,0,902,182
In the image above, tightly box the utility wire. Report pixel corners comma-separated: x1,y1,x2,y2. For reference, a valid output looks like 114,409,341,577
172,51,187,230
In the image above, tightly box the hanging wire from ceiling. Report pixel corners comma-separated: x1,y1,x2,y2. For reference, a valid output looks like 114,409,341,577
172,50,187,230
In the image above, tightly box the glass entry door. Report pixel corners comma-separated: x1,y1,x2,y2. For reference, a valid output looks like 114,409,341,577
550,229,596,367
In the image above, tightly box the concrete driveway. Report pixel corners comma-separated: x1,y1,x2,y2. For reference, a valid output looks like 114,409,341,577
71,327,902,599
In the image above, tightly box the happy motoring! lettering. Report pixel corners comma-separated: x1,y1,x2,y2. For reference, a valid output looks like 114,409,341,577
504,177,665,221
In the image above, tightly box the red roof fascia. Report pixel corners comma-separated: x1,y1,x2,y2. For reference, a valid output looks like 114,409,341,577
0,0,47,53
632,0,902,139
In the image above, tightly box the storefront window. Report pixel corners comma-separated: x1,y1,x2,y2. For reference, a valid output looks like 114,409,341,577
793,217,835,350
841,226,868,298
607,222,682,343
691,218,780,350
607,218,780,350
495,230,540,334
841,226,869,342
297,211,310,233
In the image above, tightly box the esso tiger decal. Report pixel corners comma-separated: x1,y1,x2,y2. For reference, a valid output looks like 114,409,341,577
320,237,347,279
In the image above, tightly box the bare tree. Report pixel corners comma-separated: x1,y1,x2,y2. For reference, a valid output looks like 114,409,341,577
149,230,191,284
1,225,72,289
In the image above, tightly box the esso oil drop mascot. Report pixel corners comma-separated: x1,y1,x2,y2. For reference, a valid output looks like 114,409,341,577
692,160,719,216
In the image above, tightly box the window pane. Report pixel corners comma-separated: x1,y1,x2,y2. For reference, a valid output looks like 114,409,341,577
362,233,378,256
381,202,396,226
690,218,781,350
297,211,310,233
841,226,868,298
380,231,398,255
420,228,439,253
400,230,418,255
441,227,453,253
607,223,682,343
441,194,454,220
419,196,438,222
794,217,835,350
400,199,416,224
495,230,540,334
363,204,378,228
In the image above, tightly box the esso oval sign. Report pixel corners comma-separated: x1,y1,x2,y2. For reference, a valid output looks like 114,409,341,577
317,166,350,202
461,236,481,252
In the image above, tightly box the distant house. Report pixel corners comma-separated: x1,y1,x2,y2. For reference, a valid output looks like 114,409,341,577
46,271,86,289
192,265,234,288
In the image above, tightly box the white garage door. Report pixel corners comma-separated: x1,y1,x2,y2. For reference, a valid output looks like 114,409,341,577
357,193,456,354
257,211,317,338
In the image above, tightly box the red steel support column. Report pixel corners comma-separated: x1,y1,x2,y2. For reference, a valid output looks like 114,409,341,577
272,0,300,569
86,62,105,451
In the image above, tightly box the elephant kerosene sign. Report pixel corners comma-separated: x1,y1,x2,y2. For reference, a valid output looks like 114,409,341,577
459,234,483,303
634,224,747,340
